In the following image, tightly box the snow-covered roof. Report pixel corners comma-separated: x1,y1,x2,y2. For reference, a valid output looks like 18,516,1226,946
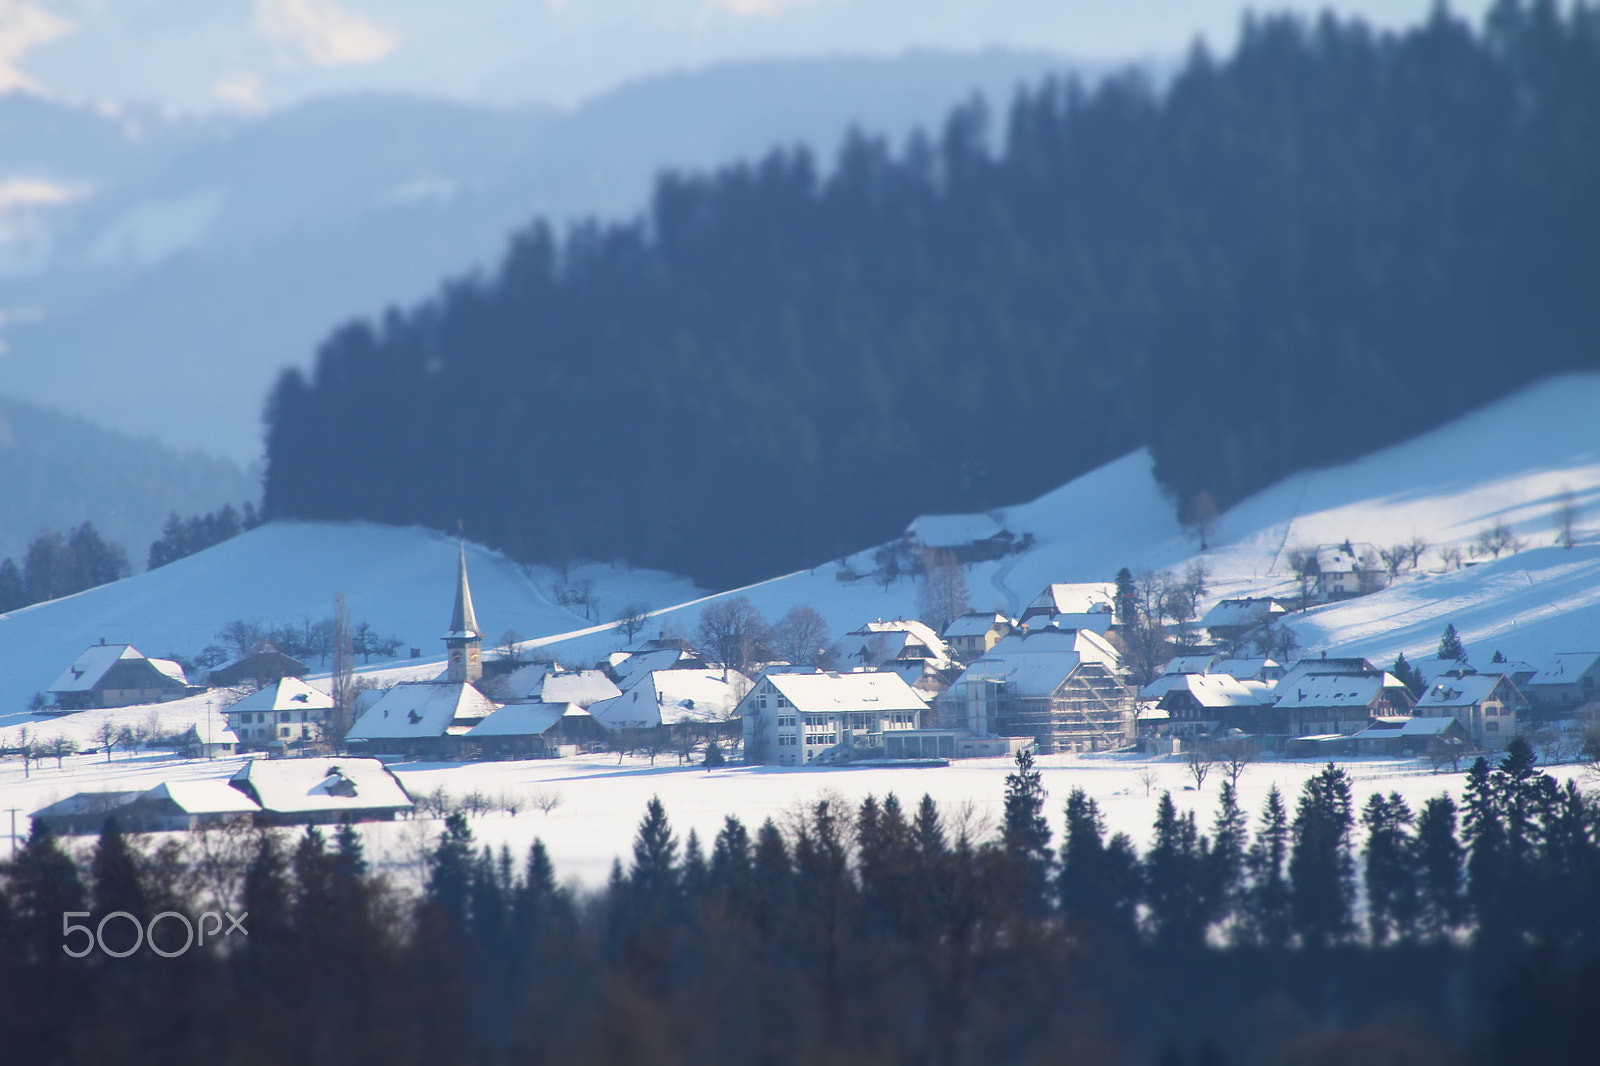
1415,673,1520,709
148,658,188,684
1529,652,1600,686
1139,674,1191,701
1316,544,1372,573
1414,658,1475,686
905,513,1006,547
847,620,954,667
1213,658,1281,680
988,625,1120,671
612,647,698,690
225,676,333,715
594,669,744,730
230,758,412,815
1162,654,1222,676
942,612,1010,639
1274,674,1389,709
147,780,261,815
759,671,926,715
1360,716,1462,738
1031,611,1114,634
540,670,622,708
1158,673,1270,709
1276,658,1380,693
1199,597,1286,630
346,681,498,740
466,703,566,738
49,644,142,693
1024,583,1116,616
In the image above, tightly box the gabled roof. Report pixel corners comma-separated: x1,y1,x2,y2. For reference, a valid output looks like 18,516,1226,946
1529,652,1600,686
1157,673,1271,709
753,670,926,716
1274,674,1392,709
594,669,743,730
1162,654,1223,676
31,791,144,819
1276,657,1380,693
847,620,955,668
1415,673,1523,709
445,541,482,641
612,647,702,690
1213,657,1281,680
1414,658,1475,686
540,670,622,708
1200,597,1287,630
905,513,1006,547
146,780,261,815
988,625,1121,671
50,644,142,693
953,626,1120,700
1024,583,1116,616
225,677,334,714
1361,716,1465,738
94,657,191,693
942,612,1011,639
230,758,412,814
466,703,567,738
346,681,498,740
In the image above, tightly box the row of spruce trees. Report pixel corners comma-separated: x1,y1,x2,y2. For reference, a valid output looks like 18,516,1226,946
1,739,1596,1063
262,2,1600,589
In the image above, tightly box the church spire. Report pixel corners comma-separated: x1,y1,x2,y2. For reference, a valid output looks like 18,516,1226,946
444,540,483,683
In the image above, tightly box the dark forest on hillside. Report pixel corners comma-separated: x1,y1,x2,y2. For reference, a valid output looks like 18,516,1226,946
262,3,1600,589
3,746,1599,1064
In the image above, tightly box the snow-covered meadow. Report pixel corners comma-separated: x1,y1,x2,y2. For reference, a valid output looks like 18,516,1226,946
3,747,1586,894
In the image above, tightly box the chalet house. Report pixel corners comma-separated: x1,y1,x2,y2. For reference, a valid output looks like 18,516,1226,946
223,677,333,749
1264,670,1415,742
48,643,203,712
1413,673,1529,748
31,781,259,835
942,612,1014,660
1200,598,1288,647
464,703,594,758
902,513,1021,564
345,680,498,757
29,791,147,836
207,644,308,688
489,663,623,707
845,619,960,699
737,670,925,766
590,669,744,738
1352,716,1470,757
1153,673,1274,739
1137,653,1225,702
938,625,1133,753
1315,543,1383,600
1524,653,1600,712
230,758,413,825
1018,583,1118,630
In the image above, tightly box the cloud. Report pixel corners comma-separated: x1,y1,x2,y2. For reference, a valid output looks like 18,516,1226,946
708,0,829,17
0,0,74,93
212,70,265,111
253,0,397,68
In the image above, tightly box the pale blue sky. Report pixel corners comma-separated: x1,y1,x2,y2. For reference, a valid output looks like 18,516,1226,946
3,0,1492,112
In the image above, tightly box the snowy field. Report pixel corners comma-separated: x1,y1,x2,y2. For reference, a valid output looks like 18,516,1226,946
2,748,1587,893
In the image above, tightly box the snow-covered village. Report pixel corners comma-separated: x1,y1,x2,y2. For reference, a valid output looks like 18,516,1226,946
2,3,1599,1064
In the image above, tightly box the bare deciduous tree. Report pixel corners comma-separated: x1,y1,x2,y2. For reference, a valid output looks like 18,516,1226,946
1405,536,1430,569
1555,490,1579,549
1439,545,1464,570
1475,519,1524,559
1136,764,1160,797
529,787,563,816
1213,737,1256,788
1285,546,1321,607
918,548,972,634
1185,747,1214,791
770,604,831,666
615,603,653,643
696,596,770,676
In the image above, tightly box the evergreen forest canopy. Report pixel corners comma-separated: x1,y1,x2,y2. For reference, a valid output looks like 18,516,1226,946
262,3,1600,590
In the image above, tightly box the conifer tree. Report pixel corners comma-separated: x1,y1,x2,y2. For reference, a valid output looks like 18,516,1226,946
1243,786,1292,948
1414,794,1466,943
90,816,148,925
1145,792,1210,950
1438,624,1467,663
1393,652,1426,699
1001,747,1053,911
1207,781,1248,937
1361,792,1419,944
425,813,476,930
709,816,752,901
1289,764,1357,948
1059,787,1140,945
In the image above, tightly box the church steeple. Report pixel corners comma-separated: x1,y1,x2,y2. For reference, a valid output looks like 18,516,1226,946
443,541,482,683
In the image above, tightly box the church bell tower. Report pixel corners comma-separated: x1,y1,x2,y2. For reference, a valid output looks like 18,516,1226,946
444,542,483,683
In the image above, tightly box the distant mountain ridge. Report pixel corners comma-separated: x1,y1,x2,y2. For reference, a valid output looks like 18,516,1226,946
0,49,1084,460
0,394,256,564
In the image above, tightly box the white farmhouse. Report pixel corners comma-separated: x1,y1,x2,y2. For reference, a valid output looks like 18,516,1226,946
737,670,925,766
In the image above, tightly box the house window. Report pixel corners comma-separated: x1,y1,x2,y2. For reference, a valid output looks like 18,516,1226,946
758,694,769,710
280,727,290,737
777,695,790,708
1487,721,1500,733
280,712,290,723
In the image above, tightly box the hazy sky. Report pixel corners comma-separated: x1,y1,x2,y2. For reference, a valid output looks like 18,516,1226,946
1,0,1491,112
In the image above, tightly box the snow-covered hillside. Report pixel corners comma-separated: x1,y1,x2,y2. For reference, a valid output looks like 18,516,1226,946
2,373,1596,722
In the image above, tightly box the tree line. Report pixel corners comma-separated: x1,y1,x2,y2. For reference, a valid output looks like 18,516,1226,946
1,737,1596,1063
261,3,1600,590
